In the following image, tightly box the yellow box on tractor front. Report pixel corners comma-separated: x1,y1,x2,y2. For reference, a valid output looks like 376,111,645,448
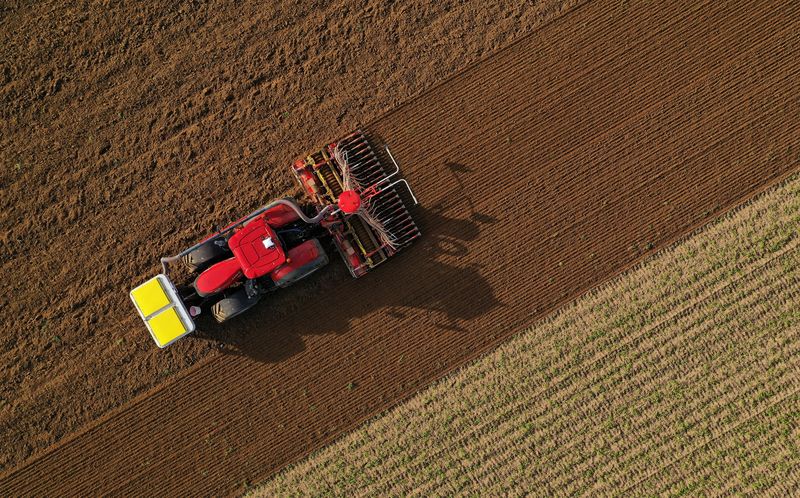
130,274,195,348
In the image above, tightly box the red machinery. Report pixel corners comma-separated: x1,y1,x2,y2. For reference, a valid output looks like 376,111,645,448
130,131,420,347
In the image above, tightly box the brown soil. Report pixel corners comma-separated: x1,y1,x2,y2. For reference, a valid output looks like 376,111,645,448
0,0,569,473
2,0,799,495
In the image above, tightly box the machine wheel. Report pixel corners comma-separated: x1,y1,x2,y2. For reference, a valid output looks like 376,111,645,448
212,288,260,323
182,236,229,272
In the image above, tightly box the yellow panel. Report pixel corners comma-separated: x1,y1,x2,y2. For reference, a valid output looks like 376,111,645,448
147,307,188,347
131,278,170,317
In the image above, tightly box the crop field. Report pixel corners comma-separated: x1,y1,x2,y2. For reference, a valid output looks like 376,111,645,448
254,175,800,496
2,0,799,495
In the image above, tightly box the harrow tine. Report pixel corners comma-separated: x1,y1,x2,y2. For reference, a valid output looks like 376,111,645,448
318,130,421,275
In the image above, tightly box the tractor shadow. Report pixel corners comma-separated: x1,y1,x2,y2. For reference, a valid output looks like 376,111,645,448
195,163,501,363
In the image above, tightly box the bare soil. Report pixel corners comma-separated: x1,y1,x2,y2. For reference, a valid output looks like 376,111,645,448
0,0,570,472
2,0,799,495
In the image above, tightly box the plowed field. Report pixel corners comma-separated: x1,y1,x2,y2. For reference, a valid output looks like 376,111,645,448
1,0,572,471
2,0,799,496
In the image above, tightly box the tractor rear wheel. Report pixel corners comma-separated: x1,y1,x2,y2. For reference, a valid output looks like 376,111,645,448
212,288,260,323
182,236,229,272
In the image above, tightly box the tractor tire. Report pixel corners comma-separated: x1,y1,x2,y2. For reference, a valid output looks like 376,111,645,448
182,236,229,272
212,288,260,323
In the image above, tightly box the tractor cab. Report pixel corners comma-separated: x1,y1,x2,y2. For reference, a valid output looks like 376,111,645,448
192,206,329,299
228,216,286,279
194,215,287,297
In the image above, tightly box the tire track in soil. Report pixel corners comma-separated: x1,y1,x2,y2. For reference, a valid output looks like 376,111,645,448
3,0,800,495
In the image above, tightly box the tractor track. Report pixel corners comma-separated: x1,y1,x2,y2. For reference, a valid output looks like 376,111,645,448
2,0,800,495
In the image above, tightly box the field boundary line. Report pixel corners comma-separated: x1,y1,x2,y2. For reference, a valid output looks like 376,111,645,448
246,170,800,492
362,0,592,129
7,167,796,488
369,238,800,487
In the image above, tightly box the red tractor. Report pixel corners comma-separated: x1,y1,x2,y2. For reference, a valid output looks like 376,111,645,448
130,131,420,347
